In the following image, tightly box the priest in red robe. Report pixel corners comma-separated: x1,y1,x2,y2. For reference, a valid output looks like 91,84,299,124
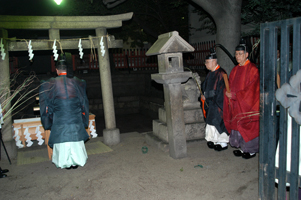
223,44,260,159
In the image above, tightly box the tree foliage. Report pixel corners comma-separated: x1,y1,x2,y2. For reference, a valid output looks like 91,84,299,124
192,0,301,37
191,6,216,35
241,0,301,36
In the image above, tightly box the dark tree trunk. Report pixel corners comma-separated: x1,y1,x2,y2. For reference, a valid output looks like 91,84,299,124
191,0,242,74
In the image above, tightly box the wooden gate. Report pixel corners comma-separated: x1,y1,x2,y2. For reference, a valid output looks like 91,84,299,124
260,17,301,200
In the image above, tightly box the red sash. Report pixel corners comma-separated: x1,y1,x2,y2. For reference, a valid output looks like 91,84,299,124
59,72,67,76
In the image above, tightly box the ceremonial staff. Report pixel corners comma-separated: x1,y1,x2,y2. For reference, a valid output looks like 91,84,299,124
222,74,231,100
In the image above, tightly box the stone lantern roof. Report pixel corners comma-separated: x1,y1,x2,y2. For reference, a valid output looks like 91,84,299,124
146,31,194,56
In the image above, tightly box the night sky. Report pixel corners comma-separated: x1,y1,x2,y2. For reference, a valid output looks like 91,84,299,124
0,0,68,16
0,0,97,39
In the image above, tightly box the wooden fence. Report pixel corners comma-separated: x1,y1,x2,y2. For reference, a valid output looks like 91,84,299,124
186,40,215,70
70,43,215,71
111,49,158,70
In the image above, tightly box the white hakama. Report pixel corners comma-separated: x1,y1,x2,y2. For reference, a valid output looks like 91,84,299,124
52,141,88,169
205,124,229,145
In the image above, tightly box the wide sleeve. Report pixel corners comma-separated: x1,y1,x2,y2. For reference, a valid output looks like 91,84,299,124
235,66,260,113
75,78,89,127
39,80,53,130
223,89,232,133
214,70,226,111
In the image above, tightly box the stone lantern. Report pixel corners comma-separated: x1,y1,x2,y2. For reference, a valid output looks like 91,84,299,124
146,31,194,159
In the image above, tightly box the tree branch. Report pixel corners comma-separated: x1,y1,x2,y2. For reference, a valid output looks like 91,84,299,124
191,0,220,19
102,0,127,8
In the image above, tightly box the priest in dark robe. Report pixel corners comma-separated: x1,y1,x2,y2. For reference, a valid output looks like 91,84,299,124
39,60,89,169
223,44,260,159
201,51,229,151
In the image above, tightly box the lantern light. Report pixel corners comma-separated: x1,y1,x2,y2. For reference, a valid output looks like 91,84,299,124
54,0,62,5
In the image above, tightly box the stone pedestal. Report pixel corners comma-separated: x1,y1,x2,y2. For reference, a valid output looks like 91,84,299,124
152,108,205,143
151,72,192,159
164,82,187,159
152,75,205,143
146,31,197,159
103,128,120,145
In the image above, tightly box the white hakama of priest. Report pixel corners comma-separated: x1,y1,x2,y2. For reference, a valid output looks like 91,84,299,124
205,124,229,144
52,141,88,169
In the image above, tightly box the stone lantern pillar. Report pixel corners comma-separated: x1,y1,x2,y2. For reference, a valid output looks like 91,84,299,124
146,31,194,159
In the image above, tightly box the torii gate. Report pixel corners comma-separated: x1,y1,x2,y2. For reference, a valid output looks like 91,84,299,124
0,13,133,158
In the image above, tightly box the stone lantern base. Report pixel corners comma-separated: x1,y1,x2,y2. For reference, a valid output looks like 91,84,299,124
152,107,205,143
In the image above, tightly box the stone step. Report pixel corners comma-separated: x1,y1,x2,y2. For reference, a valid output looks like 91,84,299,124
158,107,205,123
152,119,168,142
152,119,205,143
145,132,169,153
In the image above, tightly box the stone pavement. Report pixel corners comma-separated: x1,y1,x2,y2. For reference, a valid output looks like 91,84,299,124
0,114,258,200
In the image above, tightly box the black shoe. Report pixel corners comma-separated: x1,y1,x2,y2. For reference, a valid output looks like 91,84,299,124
233,150,243,157
71,165,78,169
66,166,72,170
0,173,7,178
214,145,228,151
242,153,256,159
0,168,9,174
207,142,215,149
